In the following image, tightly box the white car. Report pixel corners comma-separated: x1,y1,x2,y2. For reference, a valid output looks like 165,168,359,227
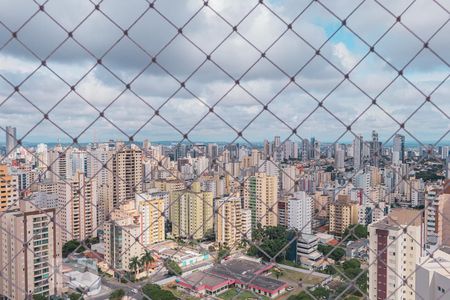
131,288,139,294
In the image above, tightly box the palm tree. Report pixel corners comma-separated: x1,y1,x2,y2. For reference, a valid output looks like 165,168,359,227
140,250,155,277
129,256,141,280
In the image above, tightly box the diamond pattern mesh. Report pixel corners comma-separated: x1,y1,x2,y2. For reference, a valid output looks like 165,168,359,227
0,0,449,299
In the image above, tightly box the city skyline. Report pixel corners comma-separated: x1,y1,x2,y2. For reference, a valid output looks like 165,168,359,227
1,126,450,148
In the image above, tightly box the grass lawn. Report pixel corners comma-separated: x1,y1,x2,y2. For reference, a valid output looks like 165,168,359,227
272,268,324,286
219,288,270,300
163,285,197,300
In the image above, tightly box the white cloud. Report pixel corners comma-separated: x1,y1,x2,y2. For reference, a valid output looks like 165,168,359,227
332,42,357,71
0,0,448,144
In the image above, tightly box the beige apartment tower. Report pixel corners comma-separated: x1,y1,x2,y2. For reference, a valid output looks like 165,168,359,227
170,182,213,240
243,172,278,229
58,172,98,243
103,202,144,273
112,146,143,209
135,193,165,245
0,200,63,299
215,197,246,248
329,195,358,235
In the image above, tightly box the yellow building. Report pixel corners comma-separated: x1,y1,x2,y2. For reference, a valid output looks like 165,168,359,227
243,173,278,228
0,164,18,211
155,178,185,220
135,193,165,245
215,197,245,248
154,178,185,192
170,182,213,240
329,195,358,235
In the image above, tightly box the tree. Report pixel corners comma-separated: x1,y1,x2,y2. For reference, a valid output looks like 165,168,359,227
341,258,367,295
317,244,345,262
272,268,283,279
343,258,361,270
325,166,334,172
140,250,155,277
343,224,368,240
33,295,47,300
129,256,141,278
322,265,337,275
164,259,182,276
216,246,230,263
311,287,330,299
247,226,294,262
68,293,84,300
62,240,86,258
109,289,125,300
85,236,100,248
142,284,177,300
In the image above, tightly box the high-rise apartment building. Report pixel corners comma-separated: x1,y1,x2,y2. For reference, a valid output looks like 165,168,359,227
287,191,313,234
215,197,245,247
86,143,113,225
170,182,213,240
58,172,97,243
46,146,73,182
103,201,144,274
370,130,381,167
281,165,296,193
313,139,320,160
5,126,17,155
329,195,358,235
335,145,345,171
353,134,363,170
277,196,288,227
0,164,18,211
155,178,185,219
301,139,310,161
112,145,143,209
0,200,62,299
393,134,405,165
36,143,49,171
243,172,278,229
135,193,165,245
368,209,424,300
207,143,219,159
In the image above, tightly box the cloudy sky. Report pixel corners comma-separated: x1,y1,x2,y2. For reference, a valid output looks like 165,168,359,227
0,0,449,145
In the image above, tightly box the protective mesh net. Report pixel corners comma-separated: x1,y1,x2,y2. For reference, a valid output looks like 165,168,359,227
0,0,449,299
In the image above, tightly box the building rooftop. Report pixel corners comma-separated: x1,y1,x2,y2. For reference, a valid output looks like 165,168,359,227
372,208,423,230
178,258,287,294
219,258,265,275
210,259,286,292
418,249,450,277
346,239,369,250
180,271,230,290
